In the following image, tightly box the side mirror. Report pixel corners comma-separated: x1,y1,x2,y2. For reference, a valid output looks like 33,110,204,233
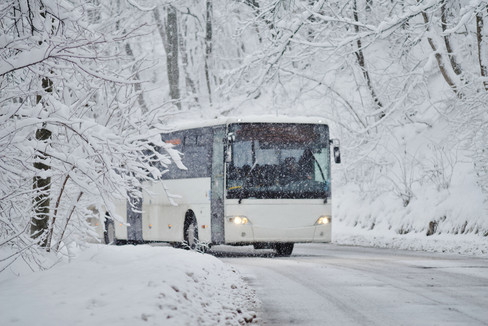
333,146,341,164
226,133,235,163
330,139,341,164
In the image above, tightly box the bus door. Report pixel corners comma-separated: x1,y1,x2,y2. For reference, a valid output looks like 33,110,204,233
210,126,225,244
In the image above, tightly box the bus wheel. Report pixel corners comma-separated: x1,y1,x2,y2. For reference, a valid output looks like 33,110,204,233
104,220,116,245
275,243,294,257
184,216,199,250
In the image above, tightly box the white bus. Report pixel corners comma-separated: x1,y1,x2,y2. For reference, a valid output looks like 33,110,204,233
103,117,341,256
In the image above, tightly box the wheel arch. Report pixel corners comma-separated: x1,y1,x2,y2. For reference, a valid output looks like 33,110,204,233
184,209,197,227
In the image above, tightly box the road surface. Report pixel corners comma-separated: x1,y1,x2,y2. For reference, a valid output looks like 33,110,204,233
211,244,488,326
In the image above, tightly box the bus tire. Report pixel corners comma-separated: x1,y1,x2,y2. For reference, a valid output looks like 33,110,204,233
253,242,272,250
253,243,265,250
104,220,117,245
183,213,199,250
275,243,294,257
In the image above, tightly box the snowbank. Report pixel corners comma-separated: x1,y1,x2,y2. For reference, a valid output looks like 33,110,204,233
333,164,488,256
333,219,488,257
0,245,258,326
334,155,488,240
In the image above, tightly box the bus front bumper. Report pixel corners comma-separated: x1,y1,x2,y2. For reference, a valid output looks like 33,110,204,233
224,223,331,244
223,199,332,244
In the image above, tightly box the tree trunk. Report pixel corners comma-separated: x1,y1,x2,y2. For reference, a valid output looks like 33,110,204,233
155,6,181,110
418,2,460,96
440,1,462,76
204,0,213,106
31,79,53,248
124,42,149,113
167,6,181,110
352,0,384,120
477,8,488,91
179,16,199,106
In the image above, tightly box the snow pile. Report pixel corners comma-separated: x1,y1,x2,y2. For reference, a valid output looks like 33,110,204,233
334,177,487,236
333,219,488,257
330,107,488,239
333,159,488,256
0,245,258,326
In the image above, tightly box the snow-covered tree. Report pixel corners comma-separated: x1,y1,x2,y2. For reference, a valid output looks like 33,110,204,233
0,0,181,270
2,0,487,275
219,0,488,235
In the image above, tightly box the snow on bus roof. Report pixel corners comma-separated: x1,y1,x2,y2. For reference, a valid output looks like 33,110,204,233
163,115,331,132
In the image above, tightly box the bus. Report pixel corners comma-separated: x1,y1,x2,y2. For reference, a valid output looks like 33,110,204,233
102,117,341,256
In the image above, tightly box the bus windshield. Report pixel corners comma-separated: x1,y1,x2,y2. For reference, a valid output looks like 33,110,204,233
226,123,330,200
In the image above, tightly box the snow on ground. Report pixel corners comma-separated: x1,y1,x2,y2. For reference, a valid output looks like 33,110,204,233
333,177,488,257
1,223,487,326
333,220,488,257
0,244,259,326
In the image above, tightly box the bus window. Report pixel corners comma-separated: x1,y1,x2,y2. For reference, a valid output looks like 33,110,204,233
226,123,330,200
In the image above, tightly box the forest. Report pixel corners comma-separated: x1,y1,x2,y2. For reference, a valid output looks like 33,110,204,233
1,0,487,271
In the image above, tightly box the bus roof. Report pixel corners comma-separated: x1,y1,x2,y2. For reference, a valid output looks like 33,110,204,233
164,115,331,132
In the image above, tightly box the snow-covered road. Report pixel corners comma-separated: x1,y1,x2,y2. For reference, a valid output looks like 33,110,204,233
214,244,488,326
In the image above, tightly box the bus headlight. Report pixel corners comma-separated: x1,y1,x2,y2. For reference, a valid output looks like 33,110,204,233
228,216,249,225
315,216,331,225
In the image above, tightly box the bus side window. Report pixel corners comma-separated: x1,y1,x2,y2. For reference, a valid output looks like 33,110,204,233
184,135,197,146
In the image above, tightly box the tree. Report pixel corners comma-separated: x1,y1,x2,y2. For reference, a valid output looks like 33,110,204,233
154,5,182,110
352,0,384,120
204,0,213,105
220,0,488,234
0,0,181,269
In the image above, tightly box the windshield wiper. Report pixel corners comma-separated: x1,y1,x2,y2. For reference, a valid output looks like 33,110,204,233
238,160,258,204
311,153,329,204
